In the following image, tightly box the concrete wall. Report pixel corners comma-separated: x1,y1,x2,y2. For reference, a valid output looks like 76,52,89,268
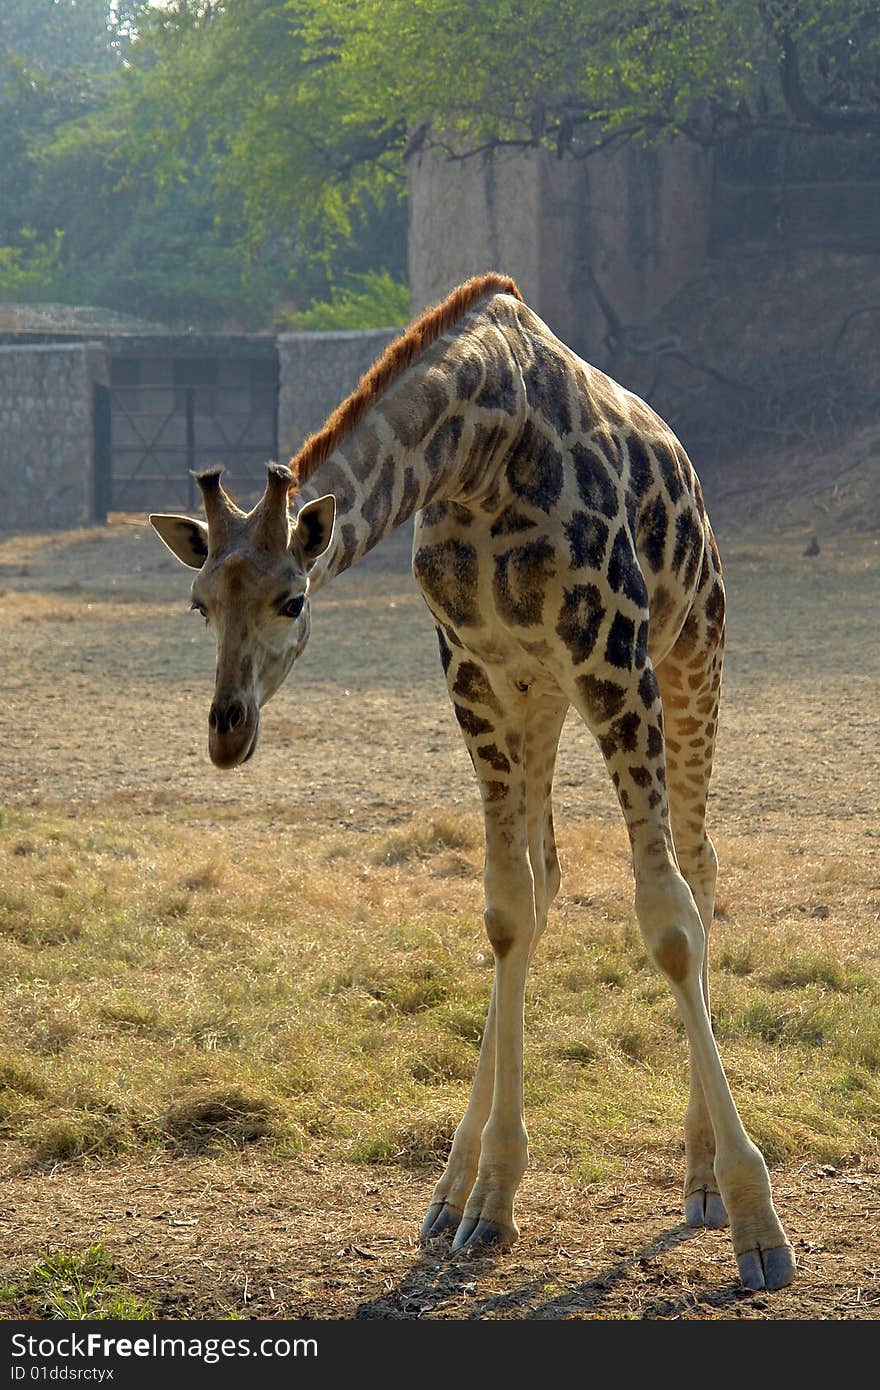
407,140,713,364
277,328,399,461
0,343,107,529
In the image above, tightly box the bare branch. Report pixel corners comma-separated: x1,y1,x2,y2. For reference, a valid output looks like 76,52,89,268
758,3,880,136
831,304,880,358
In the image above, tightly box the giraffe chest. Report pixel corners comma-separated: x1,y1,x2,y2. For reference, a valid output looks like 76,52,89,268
411,503,572,680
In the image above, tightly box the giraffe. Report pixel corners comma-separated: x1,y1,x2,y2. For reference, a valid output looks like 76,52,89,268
149,272,795,1291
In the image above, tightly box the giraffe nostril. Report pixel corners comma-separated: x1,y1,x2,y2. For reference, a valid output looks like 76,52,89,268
209,701,246,735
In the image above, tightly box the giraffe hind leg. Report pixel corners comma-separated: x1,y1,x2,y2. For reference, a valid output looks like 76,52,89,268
656,579,727,1229
568,645,795,1291
524,690,568,954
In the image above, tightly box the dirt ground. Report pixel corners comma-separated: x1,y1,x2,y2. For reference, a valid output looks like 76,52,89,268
3,1153,879,1320
0,445,878,1320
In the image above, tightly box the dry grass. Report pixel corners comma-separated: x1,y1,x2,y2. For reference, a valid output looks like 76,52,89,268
1,801,878,1179
1,514,879,1318
1,511,878,1312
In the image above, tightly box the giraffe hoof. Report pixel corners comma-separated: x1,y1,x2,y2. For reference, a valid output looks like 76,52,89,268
420,1202,462,1241
737,1243,796,1292
685,1190,729,1229
451,1217,506,1252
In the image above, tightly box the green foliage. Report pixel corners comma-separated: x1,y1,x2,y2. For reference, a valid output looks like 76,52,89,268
0,0,141,73
278,272,409,331
0,0,406,326
0,231,64,299
2,2,878,326
297,1,880,156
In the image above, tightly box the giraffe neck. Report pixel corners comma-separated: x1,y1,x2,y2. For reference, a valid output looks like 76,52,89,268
299,311,521,588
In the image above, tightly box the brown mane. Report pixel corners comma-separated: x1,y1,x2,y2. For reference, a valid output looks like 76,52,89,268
289,272,522,487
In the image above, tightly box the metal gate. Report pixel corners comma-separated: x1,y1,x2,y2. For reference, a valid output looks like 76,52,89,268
93,350,278,519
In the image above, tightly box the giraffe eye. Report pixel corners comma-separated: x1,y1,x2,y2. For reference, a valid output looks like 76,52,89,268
280,595,305,619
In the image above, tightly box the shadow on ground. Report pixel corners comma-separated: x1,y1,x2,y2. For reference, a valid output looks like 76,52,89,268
353,1222,750,1319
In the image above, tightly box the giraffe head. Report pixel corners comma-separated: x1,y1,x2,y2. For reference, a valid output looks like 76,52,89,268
149,464,335,769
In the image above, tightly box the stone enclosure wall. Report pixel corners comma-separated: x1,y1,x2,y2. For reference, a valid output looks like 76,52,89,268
0,343,107,529
0,329,399,530
407,131,880,370
407,131,880,464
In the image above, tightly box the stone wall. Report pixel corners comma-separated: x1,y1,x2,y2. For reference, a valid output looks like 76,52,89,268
0,330,403,531
277,328,399,461
0,343,107,529
407,140,713,364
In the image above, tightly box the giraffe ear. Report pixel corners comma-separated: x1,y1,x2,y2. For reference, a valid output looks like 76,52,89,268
293,494,335,568
148,514,209,570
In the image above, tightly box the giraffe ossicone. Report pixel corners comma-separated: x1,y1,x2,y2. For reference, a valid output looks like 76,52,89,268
149,273,795,1291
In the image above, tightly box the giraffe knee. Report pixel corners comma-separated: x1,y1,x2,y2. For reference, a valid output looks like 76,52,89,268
635,878,705,984
649,925,700,984
484,906,524,959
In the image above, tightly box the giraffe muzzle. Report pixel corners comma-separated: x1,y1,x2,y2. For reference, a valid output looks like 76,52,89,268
208,698,260,769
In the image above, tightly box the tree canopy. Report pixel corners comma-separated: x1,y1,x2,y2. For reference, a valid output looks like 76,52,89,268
1,1,877,327
296,0,880,158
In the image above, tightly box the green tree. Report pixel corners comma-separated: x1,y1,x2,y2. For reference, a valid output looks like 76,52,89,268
0,1,148,292
2,2,877,327
0,0,133,72
113,0,876,315
297,0,880,164
104,1,407,277
2,0,407,324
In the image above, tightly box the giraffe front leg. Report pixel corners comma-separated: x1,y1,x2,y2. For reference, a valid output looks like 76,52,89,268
421,827,533,1251
420,984,497,1240
422,685,563,1247
451,798,534,1251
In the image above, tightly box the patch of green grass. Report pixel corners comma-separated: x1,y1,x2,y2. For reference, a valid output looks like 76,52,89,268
718,939,757,976
761,951,864,993
0,1055,48,1098
0,1245,154,1320
30,1110,131,1164
33,1019,79,1054
614,1026,655,1064
554,1041,599,1066
437,1004,487,1046
98,995,173,1037
0,886,84,945
409,1043,475,1084
731,998,830,1047
326,962,449,1016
